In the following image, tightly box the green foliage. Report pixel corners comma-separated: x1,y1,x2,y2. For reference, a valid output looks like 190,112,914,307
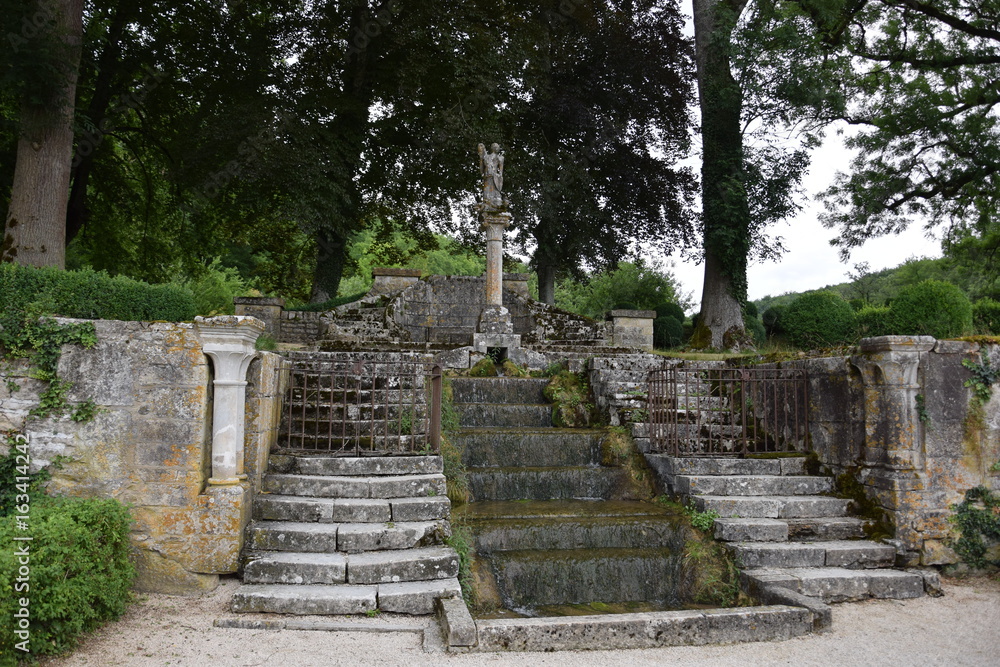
555,262,691,320
176,258,250,317
683,503,721,533
855,305,895,339
915,394,929,424
653,315,685,349
973,299,1000,334
444,524,476,607
761,304,787,337
962,351,998,405
889,280,972,339
0,496,136,659
468,358,497,378
782,291,857,349
949,487,1000,570
288,292,368,313
0,435,50,517
255,334,277,352
0,264,195,338
544,371,595,428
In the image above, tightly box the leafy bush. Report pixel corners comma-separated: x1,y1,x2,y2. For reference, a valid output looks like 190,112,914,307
654,315,685,348
289,291,368,312
177,258,250,317
0,496,135,659
655,302,686,322
972,298,1000,334
888,280,972,339
855,305,895,338
782,291,857,349
0,263,195,340
761,304,787,337
745,315,767,346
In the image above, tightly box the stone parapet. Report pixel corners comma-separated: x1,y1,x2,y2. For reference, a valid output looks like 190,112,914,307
608,310,656,350
234,297,285,339
370,267,422,296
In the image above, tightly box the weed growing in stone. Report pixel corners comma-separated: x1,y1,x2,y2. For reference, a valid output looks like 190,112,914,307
949,486,1000,570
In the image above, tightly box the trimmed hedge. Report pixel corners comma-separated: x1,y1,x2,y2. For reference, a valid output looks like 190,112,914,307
0,496,135,659
783,291,857,349
761,304,787,337
654,315,685,348
856,305,895,338
0,263,195,339
888,280,972,339
973,298,1000,334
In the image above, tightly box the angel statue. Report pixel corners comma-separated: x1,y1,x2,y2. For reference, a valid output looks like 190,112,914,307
478,142,507,209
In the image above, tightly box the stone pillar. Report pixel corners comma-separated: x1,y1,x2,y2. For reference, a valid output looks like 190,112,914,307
370,267,422,296
481,212,511,307
234,297,285,340
194,316,264,485
609,309,656,350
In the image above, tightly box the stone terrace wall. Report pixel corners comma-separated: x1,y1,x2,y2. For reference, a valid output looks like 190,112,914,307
782,336,1000,565
0,320,282,594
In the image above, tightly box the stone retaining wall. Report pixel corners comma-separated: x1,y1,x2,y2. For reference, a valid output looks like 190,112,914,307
0,319,282,594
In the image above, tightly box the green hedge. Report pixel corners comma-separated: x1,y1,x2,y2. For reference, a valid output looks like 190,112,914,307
973,298,1000,334
856,305,895,338
654,315,685,348
889,280,972,339
783,291,857,349
0,263,195,338
0,496,135,660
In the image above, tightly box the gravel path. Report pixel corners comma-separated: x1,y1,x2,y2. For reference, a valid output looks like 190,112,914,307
40,575,1000,667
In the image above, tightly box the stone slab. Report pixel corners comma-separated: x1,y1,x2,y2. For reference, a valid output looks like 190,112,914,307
294,456,444,476
714,518,788,542
437,596,477,647
243,552,347,585
254,496,392,523
347,546,459,584
248,521,339,552
230,584,376,615
822,540,896,568
337,520,447,553
390,496,451,522
731,542,827,568
377,578,462,614
677,475,831,496
695,495,851,519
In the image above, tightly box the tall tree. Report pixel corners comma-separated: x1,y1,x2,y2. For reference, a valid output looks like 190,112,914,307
1,0,84,267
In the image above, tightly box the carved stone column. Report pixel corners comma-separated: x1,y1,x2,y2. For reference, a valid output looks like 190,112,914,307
194,316,264,485
481,212,511,307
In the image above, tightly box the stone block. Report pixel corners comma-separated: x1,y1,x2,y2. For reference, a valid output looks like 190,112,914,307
231,584,377,615
438,596,477,647
243,552,347,584
714,518,788,542
346,546,459,584
132,549,220,595
391,496,451,522
337,520,448,553
377,578,462,614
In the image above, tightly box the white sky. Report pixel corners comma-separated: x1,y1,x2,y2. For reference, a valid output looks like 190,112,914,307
660,132,943,309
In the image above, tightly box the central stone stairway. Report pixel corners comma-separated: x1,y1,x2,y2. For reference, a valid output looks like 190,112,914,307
451,376,692,615
230,454,461,616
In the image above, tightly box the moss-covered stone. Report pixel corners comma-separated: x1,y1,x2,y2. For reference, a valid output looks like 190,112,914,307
470,357,498,377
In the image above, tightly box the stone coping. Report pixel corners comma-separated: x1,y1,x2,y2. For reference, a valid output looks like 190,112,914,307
372,267,422,277
607,309,656,319
503,273,530,281
858,335,936,353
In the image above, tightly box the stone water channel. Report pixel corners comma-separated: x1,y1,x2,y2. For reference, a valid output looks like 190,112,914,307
449,376,712,617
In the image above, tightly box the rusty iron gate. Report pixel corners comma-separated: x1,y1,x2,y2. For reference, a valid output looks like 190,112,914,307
647,366,809,457
278,358,442,456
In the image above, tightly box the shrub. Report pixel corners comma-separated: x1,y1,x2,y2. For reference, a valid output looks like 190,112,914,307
0,496,135,659
654,315,685,348
0,263,195,340
782,291,857,349
888,280,972,339
761,304,787,337
289,291,368,312
855,305,896,339
972,298,1000,334
655,302,686,322
745,315,767,346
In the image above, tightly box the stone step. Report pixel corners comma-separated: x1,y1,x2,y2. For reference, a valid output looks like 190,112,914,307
786,517,869,541
254,494,450,523
263,473,446,499
456,499,673,521
450,377,550,404
646,456,809,477
470,514,686,552
742,567,925,603
456,403,553,428
490,547,682,608
714,518,789,542
729,540,895,569
272,434,428,455
468,466,630,502
694,495,851,519
247,520,448,553
268,455,443,477
452,428,602,468
231,578,462,615
242,546,459,585
675,475,832,496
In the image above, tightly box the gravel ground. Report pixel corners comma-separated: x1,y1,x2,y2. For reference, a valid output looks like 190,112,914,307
39,575,1000,667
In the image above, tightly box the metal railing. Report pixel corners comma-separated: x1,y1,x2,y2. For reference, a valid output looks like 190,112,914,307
647,366,809,457
278,358,442,456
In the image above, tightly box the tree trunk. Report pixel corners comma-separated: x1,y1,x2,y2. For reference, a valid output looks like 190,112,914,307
311,227,348,303
537,262,556,305
691,0,752,350
1,0,84,268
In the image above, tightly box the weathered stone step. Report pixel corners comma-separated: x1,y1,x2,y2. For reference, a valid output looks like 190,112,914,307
714,518,789,542
694,495,851,519
742,567,925,603
645,455,808,478
675,475,832,496
729,540,895,569
468,466,630,502
452,429,602,468
254,494,450,524
450,377,550,404
491,547,682,608
263,473,446,499
455,499,673,521
242,546,459,585
268,455,443,477
786,517,869,541
247,520,448,553
470,515,686,552
231,578,462,615
456,403,553,428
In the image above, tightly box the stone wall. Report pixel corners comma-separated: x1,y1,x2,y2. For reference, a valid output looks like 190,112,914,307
784,337,1000,565
279,310,323,344
0,319,282,594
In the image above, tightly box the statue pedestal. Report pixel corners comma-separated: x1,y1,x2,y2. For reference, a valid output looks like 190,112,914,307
474,305,519,354
479,211,511,307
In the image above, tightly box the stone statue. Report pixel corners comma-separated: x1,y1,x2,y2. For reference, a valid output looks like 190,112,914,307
478,142,506,209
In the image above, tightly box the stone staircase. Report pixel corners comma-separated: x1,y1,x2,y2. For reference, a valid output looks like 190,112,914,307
230,454,461,616
649,455,930,604
322,295,412,345
451,376,691,614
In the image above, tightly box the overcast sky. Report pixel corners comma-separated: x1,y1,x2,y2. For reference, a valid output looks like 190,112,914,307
661,132,944,309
